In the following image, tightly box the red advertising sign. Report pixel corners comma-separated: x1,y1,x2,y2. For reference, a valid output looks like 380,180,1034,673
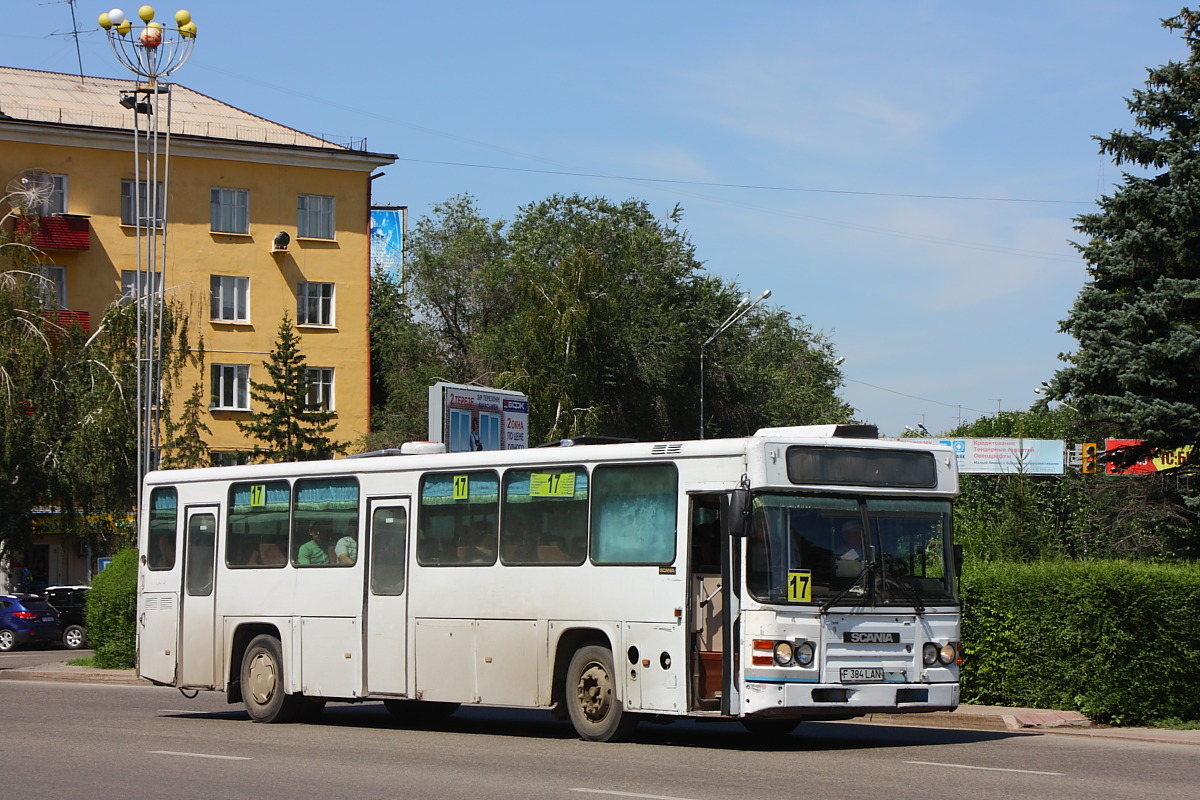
1104,439,1193,474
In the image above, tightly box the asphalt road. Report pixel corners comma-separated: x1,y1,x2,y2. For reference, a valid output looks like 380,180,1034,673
3,679,1197,800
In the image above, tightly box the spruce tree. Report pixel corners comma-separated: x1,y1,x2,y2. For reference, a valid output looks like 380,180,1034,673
1057,9,1200,454
237,313,345,462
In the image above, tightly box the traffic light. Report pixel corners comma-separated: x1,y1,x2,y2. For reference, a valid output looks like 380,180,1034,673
1081,443,1097,474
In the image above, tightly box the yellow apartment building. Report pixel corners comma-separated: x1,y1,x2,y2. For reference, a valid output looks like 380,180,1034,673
0,66,396,467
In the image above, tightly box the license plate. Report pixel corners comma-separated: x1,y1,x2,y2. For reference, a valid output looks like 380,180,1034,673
839,667,883,683
41,617,55,623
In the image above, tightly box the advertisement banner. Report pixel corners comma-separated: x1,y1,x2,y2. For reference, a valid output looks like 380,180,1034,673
428,382,529,452
901,438,1065,475
370,207,404,278
1104,439,1194,474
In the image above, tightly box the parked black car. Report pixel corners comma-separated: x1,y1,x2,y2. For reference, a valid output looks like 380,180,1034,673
43,585,90,650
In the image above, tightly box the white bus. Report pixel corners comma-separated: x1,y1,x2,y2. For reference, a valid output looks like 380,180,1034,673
137,424,961,741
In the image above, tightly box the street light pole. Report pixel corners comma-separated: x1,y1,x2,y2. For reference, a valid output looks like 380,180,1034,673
699,289,771,439
101,8,198,515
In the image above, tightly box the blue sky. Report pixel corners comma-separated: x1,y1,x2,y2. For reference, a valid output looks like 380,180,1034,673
3,1,1187,436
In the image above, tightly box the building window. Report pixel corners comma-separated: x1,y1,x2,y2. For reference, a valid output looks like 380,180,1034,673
210,275,249,322
44,174,68,215
211,364,250,410
297,282,334,326
305,367,334,411
297,194,334,239
121,179,164,227
210,187,249,234
121,269,163,301
36,265,67,309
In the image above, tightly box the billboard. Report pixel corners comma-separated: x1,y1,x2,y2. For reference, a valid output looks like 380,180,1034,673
370,207,404,278
428,382,530,452
1103,439,1194,474
900,438,1065,475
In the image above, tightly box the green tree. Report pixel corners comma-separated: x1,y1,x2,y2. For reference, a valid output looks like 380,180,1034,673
237,313,345,462
383,193,853,446
1056,9,1200,455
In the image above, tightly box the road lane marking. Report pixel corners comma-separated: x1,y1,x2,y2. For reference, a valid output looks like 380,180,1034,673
905,760,1063,776
570,790,702,800
150,751,252,761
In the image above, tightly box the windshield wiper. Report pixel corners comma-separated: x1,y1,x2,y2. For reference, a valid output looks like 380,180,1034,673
883,576,925,615
820,548,876,615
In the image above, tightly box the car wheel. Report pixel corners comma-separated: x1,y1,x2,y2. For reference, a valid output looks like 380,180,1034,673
0,628,14,651
63,625,86,650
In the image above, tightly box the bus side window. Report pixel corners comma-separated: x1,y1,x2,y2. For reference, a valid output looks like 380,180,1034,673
417,471,498,566
147,486,178,571
292,477,359,568
228,480,290,569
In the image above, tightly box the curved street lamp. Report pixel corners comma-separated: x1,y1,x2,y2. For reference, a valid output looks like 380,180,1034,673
699,289,770,439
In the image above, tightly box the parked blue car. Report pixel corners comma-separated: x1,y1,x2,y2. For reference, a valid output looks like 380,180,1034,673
0,594,62,651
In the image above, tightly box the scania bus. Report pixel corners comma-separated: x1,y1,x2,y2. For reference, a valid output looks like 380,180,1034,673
137,424,960,741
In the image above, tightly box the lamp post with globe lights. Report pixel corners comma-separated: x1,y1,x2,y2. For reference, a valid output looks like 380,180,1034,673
99,7,198,510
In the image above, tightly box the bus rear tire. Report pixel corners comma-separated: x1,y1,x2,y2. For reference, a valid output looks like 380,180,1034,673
565,645,639,742
241,634,302,723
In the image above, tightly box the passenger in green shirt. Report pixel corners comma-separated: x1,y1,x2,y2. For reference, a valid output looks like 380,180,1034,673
298,528,329,565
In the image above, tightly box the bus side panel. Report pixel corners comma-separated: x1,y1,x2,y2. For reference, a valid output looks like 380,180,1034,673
622,621,686,713
414,618,476,702
138,591,178,684
476,619,541,706
300,616,361,698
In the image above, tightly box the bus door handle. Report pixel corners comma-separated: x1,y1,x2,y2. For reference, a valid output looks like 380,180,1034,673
701,585,721,608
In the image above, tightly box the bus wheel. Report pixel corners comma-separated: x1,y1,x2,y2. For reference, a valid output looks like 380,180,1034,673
383,699,460,725
565,645,639,742
241,634,302,723
741,718,800,737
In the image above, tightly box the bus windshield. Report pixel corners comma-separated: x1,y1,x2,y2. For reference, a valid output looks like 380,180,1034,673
746,494,955,606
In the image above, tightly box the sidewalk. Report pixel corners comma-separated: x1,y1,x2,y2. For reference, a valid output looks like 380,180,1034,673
3,660,1197,745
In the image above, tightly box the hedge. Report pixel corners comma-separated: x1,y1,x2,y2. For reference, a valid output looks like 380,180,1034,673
960,560,1200,725
85,547,137,669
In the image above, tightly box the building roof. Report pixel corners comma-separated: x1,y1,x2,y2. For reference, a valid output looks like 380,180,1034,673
0,65,368,153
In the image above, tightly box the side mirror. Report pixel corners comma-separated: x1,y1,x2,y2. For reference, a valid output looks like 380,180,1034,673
953,544,964,576
725,488,750,538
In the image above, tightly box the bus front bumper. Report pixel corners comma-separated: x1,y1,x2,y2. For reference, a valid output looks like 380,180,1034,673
742,679,959,718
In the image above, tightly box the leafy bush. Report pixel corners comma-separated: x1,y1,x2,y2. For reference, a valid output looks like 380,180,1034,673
961,560,1200,725
85,547,137,669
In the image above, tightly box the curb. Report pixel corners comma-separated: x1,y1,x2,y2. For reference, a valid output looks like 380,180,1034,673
0,666,145,686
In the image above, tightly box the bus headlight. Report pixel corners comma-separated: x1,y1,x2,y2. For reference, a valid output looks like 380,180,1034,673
794,640,815,667
922,642,939,666
773,641,794,666
938,642,957,665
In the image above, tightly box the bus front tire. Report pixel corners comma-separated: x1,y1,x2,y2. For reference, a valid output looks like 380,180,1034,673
564,645,639,742
241,634,302,723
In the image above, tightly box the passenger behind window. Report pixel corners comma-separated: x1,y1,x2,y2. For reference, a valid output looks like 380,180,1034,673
462,519,494,563
298,528,329,565
336,522,358,565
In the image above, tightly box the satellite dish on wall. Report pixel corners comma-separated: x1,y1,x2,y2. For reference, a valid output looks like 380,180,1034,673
271,230,290,253
5,169,54,215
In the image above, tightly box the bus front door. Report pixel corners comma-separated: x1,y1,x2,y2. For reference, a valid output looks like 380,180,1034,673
364,498,411,697
179,506,219,689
